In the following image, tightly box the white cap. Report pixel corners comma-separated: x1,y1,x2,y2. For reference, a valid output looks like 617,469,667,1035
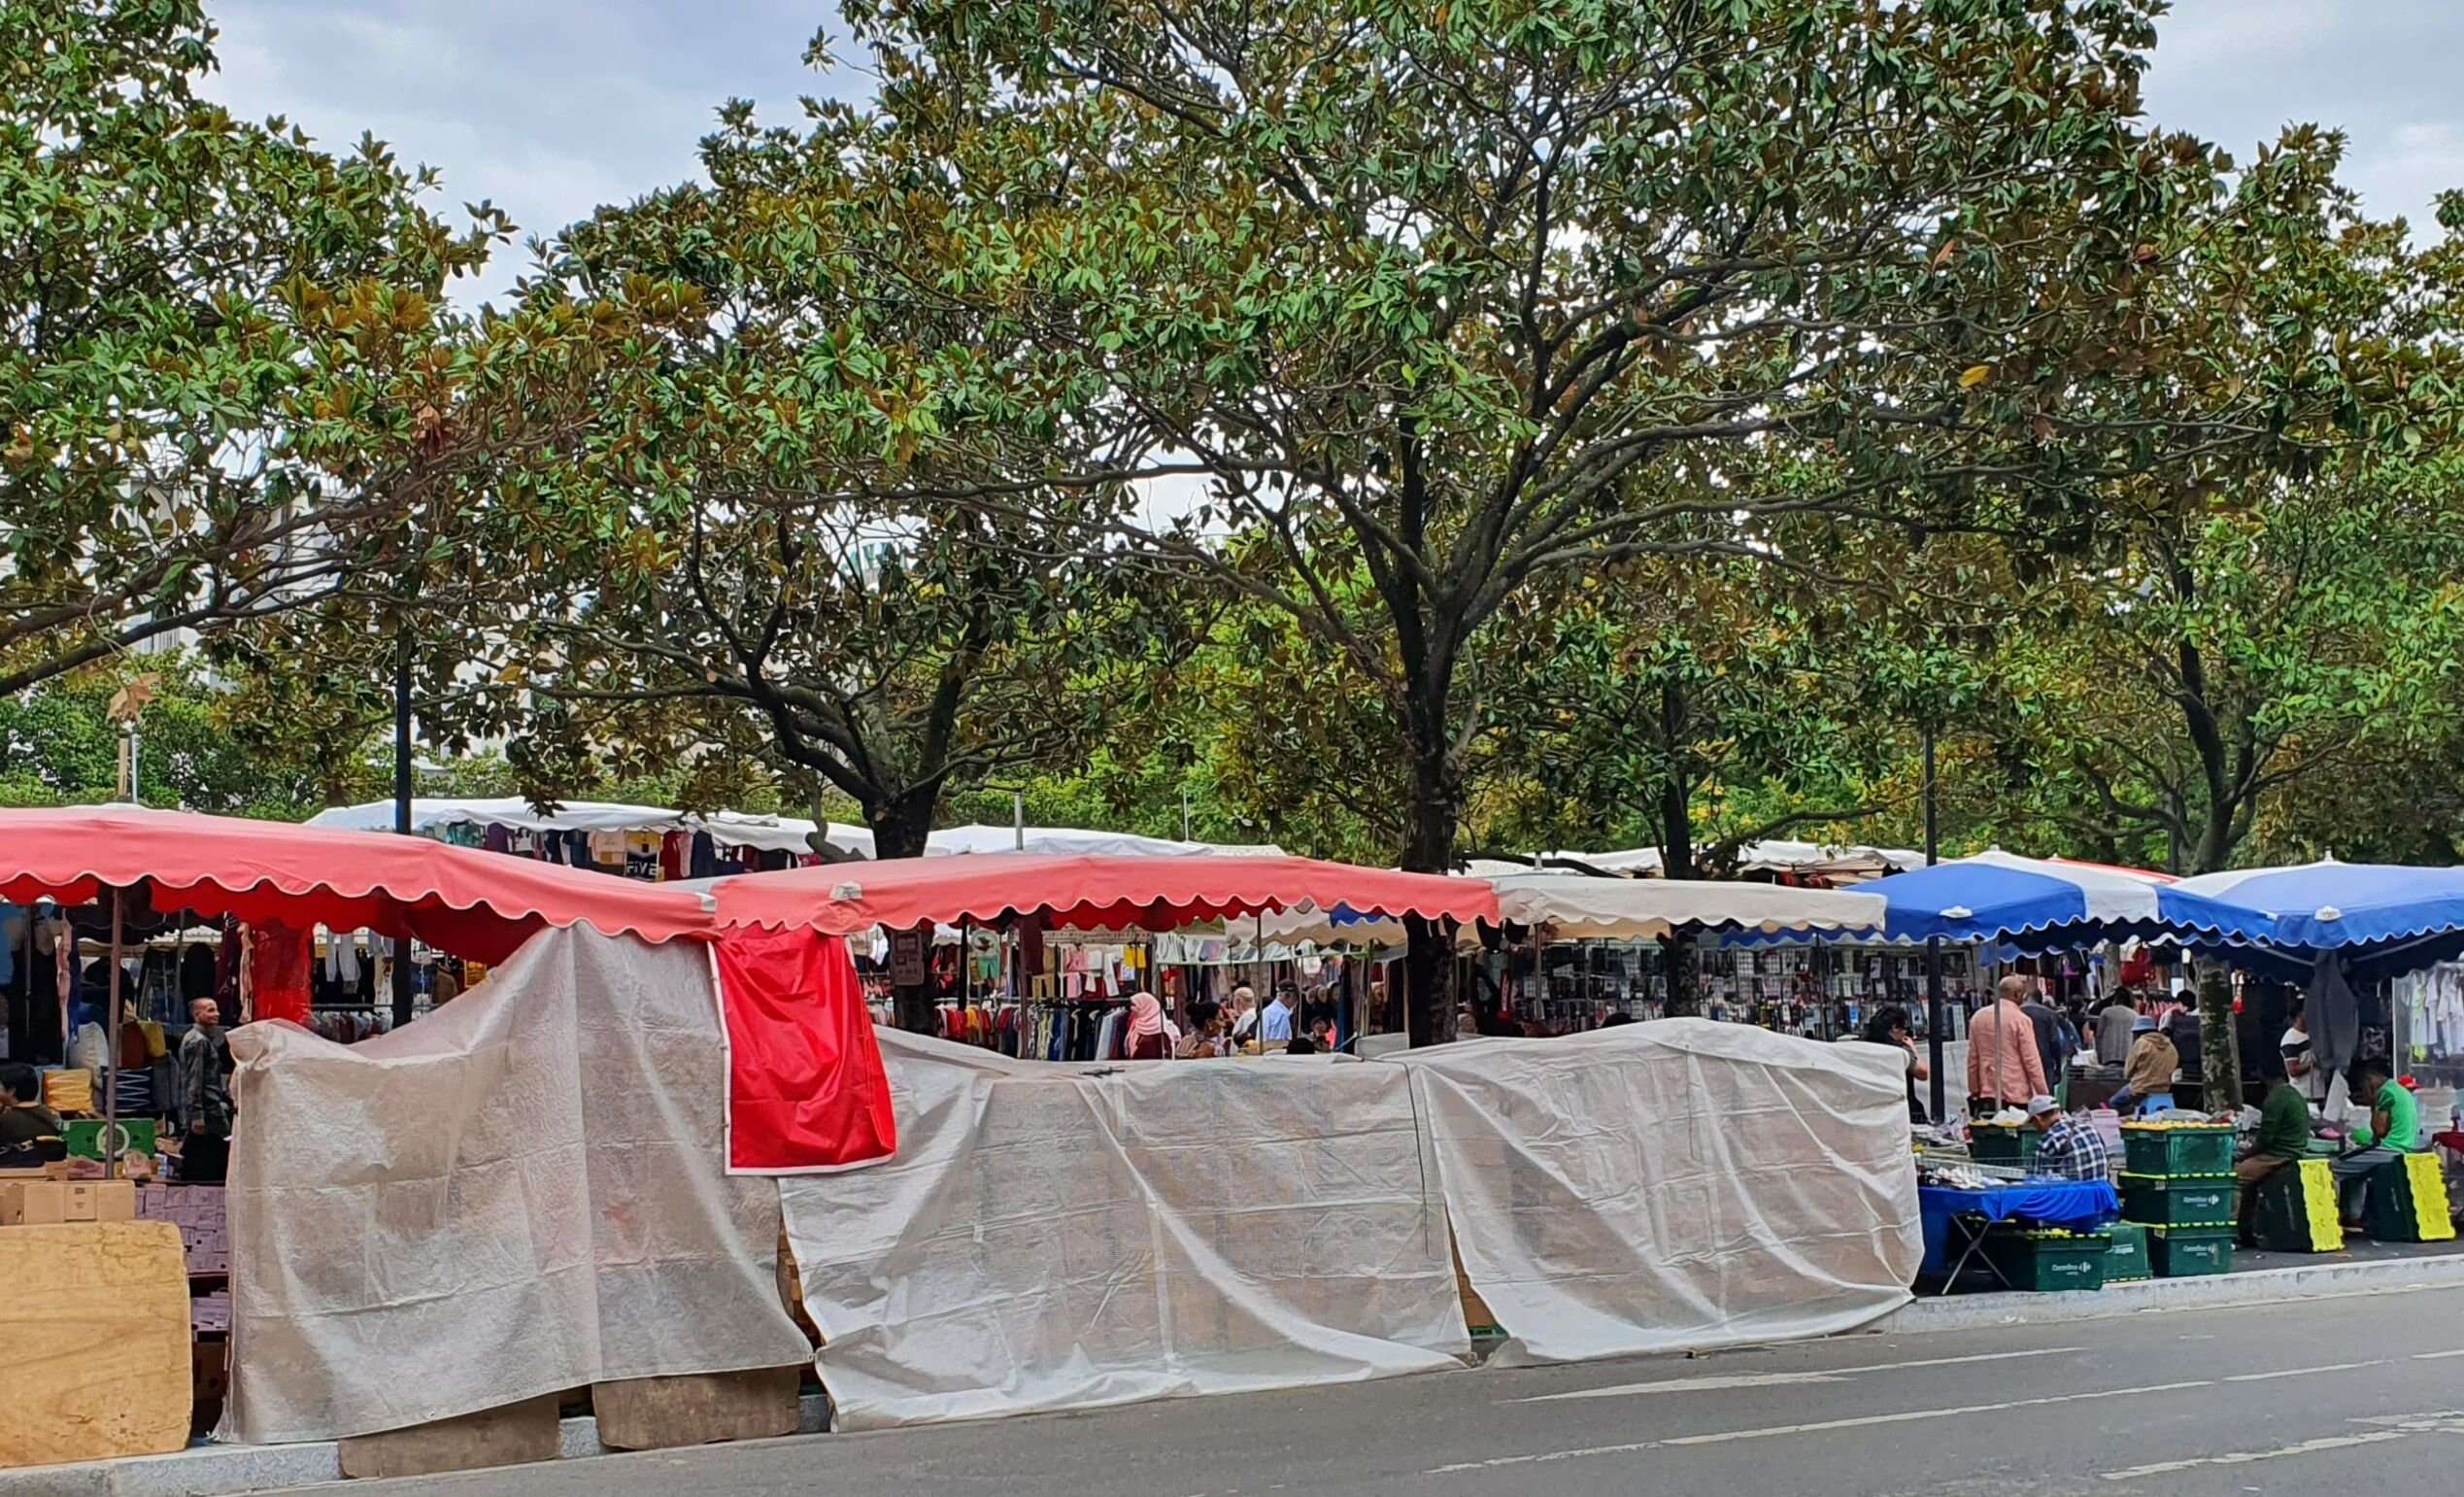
2027,1094,2060,1116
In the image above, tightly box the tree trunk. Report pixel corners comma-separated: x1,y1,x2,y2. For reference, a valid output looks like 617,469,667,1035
1656,682,1701,1016
1399,727,1462,1047
2198,965,2245,1114
867,789,940,1032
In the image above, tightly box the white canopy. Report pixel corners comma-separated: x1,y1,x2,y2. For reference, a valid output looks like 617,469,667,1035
1527,841,1923,884
922,824,1284,858
1258,872,1881,947
1490,872,1883,941
305,797,874,857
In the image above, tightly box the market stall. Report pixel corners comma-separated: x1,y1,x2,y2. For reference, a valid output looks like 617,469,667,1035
0,805,896,1461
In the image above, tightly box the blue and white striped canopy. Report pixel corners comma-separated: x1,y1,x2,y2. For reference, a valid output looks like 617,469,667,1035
1842,850,2241,947
2171,860,2464,979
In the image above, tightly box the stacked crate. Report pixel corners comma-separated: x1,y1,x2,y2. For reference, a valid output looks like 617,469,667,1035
2118,1122,2236,1276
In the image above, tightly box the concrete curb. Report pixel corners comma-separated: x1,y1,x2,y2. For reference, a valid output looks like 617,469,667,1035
1873,1249,2464,1335
1,1393,832,1497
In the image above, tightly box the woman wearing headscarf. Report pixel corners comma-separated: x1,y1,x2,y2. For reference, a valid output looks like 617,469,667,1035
1126,992,1171,1061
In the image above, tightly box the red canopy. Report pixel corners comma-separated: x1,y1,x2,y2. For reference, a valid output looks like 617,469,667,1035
0,805,713,964
705,853,1500,935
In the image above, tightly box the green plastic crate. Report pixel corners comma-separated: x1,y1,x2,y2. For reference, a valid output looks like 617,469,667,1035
2119,1172,2237,1228
2149,1225,2236,1277
1983,1227,2110,1292
2120,1125,2234,1177
60,1117,155,1163
2104,1222,2151,1281
1968,1122,2042,1171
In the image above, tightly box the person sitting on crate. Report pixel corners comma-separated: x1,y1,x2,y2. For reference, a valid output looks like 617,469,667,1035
0,1064,62,1168
2028,1095,2111,1181
2108,1016,2179,1118
2331,1058,2421,1231
2236,1072,2317,1244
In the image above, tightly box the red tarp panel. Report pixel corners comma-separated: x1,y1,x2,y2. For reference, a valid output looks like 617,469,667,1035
713,926,896,1173
0,805,713,964
703,853,1502,936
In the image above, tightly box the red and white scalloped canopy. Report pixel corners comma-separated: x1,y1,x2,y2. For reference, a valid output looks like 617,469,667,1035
0,805,714,963
705,853,1501,935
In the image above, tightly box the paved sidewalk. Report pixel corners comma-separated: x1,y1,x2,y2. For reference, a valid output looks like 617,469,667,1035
19,1249,2464,1497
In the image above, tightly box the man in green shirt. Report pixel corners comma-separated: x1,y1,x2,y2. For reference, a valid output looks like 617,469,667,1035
2330,1061,2419,1227
2236,1075,2315,1242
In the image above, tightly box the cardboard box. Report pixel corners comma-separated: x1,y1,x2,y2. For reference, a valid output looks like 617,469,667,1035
0,1178,136,1225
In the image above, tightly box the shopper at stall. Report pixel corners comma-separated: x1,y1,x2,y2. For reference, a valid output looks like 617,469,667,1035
1259,986,1297,1043
2021,991,2075,1103
2110,1016,2180,1116
1228,986,1260,1045
1176,1000,1229,1059
2092,990,2142,1066
177,996,234,1182
2027,1095,2110,1180
1967,976,2048,1110
1125,993,1171,1061
1851,1005,1929,1122
2331,1059,2420,1226
2163,1003,2205,1096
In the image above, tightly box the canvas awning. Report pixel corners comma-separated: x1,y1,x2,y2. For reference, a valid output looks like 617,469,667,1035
306,797,874,858
1489,872,1884,941
0,805,714,963
706,853,1498,936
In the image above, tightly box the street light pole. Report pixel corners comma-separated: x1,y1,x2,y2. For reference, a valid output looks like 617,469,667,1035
390,631,415,1028
1923,718,1945,1124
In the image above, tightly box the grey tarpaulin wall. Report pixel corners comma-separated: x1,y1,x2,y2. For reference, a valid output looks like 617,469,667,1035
1390,1019,1923,1366
779,1031,1469,1429
221,928,810,1443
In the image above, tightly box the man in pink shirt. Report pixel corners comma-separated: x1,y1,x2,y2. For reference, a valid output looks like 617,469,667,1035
1968,975,2049,1110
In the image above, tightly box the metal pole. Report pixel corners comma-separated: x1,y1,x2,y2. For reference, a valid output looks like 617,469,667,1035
103,888,124,1180
390,634,415,1028
1012,790,1025,851
1924,718,1946,1124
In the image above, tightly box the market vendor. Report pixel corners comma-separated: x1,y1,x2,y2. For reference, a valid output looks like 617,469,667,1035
1967,976,2048,1111
177,996,234,1183
2236,1074,2314,1242
2331,1059,2420,1228
0,1063,61,1151
2108,1016,2179,1117
2027,1095,2110,1180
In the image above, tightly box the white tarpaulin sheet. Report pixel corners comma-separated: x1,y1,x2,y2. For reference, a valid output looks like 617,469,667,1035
779,1031,1468,1429
221,928,812,1444
1390,1019,1921,1366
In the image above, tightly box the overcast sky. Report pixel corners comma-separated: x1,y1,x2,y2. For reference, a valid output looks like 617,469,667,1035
210,0,2463,304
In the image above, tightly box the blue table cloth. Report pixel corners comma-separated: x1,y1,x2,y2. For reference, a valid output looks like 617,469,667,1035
1917,1179,2121,1277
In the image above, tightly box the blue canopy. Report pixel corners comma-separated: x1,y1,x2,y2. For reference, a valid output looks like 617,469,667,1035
1793,850,2242,948
2172,861,2464,980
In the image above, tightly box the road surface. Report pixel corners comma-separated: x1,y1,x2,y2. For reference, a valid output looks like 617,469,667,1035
315,1285,2464,1496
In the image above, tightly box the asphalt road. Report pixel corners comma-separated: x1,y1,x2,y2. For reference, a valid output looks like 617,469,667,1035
316,1286,2464,1497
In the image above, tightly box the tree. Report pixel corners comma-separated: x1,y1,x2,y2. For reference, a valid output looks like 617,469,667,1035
422,102,1202,892
1987,129,2464,874
0,0,534,693
826,0,2258,1038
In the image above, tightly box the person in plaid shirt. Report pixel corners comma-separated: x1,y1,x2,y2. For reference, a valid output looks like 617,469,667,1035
2029,1095,2110,1180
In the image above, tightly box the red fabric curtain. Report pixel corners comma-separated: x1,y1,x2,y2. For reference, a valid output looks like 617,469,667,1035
714,926,896,1174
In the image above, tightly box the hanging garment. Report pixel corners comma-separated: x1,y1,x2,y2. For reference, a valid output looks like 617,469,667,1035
250,921,314,1028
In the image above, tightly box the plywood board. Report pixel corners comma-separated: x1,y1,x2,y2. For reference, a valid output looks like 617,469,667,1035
592,1367,803,1451
0,1220,190,1469
337,1393,559,1480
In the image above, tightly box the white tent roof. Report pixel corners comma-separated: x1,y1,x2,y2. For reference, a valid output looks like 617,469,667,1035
921,824,1283,858
1538,841,1924,883
304,797,874,856
1489,873,1884,941
1259,873,1882,948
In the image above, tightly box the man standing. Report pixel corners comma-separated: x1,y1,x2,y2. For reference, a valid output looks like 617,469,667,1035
1227,986,1259,1046
1967,976,2048,1112
2281,1002,2325,1106
1259,985,1297,1044
2028,1095,2110,1181
177,996,233,1184
2094,990,2142,1067
2020,989,2074,1103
